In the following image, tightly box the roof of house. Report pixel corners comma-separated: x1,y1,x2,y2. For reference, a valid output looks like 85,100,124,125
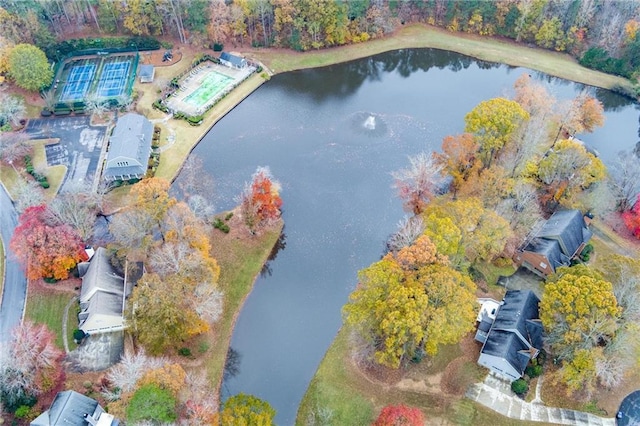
104,113,153,178
480,290,543,377
86,290,124,317
492,290,543,350
31,390,103,425
80,247,123,304
220,51,246,67
481,329,532,375
522,209,592,270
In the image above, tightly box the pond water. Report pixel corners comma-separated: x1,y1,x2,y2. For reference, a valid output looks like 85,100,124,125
181,48,639,424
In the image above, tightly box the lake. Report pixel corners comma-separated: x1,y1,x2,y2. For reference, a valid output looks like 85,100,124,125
182,48,639,424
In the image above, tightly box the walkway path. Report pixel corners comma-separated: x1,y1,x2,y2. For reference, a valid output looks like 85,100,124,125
466,374,615,425
61,295,78,354
150,113,176,153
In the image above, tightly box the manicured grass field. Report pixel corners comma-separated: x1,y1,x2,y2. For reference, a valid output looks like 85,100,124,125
25,288,75,350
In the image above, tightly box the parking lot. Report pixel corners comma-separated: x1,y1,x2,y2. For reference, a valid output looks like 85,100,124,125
25,116,108,192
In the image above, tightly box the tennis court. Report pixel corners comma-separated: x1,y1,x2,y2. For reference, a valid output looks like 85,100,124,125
165,61,254,116
96,61,131,98
59,63,96,102
53,53,138,108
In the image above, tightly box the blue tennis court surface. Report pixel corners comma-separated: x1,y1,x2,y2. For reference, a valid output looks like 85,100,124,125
96,61,131,98
60,64,96,101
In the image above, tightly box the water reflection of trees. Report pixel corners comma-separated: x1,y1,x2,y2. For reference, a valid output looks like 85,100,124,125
223,346,242,381
260,229,287,278
278,49,498,101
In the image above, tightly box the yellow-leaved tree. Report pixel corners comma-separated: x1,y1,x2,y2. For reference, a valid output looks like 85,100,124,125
343,235,476,368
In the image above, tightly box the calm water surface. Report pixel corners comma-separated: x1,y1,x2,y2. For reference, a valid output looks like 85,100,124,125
181,49,638,424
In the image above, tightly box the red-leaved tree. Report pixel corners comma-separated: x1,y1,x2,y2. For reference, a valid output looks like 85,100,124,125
239,167,283,232
372,404,425,426
622,194,640,238
10,204,87,280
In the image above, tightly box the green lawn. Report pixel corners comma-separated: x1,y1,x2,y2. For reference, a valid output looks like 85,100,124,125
25,289,75,350
246,24,632,93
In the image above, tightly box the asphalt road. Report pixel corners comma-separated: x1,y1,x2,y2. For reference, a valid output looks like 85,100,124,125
0,184,27,342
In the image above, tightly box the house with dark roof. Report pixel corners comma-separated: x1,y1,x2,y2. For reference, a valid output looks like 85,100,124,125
103,113,153,182
219,51,247,69
31,390,118,425
77,247,126,335
476,290,543,381
514,209,592,277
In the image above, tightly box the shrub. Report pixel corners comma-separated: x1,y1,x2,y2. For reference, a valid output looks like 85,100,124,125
178,347,192,357
580,243,594,262
511,378,528,396
213,218,230,233
40,109,52,117
213,43,223,51
525,364,543,378
126,384,177,424
225,212,234,221
73,329,86,341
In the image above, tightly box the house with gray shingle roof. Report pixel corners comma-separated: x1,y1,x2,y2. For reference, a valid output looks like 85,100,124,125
219,51,247,69
77,247,125,335
31,390,118,425
103,113,152,182
476,290,543,381
514,209,592,277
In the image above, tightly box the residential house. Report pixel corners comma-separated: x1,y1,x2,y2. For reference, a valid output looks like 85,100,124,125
476,290,543,381
31,390,118,426
102,113,153,182
514,209,592,277
219,51,247,69
77,247,125,335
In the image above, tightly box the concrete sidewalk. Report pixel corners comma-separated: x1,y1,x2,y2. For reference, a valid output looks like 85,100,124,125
466,374,615,425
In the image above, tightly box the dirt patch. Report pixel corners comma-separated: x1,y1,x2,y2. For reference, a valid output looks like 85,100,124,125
138,48,184,67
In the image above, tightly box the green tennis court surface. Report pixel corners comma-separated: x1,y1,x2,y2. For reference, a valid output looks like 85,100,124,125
183,71,234,108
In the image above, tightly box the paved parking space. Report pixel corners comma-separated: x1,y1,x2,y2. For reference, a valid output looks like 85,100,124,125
26,116,108,192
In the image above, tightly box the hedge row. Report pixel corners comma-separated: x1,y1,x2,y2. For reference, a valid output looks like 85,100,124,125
46,36,161,61
24,155,50,188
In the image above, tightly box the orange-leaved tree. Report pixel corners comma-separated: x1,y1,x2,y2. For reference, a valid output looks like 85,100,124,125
622,195,640,239
373,404,425,426
239,166,283,232
10,204,87,280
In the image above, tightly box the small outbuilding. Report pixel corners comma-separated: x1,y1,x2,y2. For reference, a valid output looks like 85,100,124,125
139,64,155,83
103,113,153,182
219,51,247,69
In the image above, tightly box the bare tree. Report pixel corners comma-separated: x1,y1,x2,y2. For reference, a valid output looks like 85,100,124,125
192,283,223,323
386,216,425,253
609,150,640,211
391,152,444,215
0,93,26,127
187,194,215,220
84,93,110,117
48,182,101,242
178,155,214,199
0,132,31,165
13,178,45,213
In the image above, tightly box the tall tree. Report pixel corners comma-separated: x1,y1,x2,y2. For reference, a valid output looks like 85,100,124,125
238,166,283,233
392,152,444,215
343,235,476,368
622,194,640,239
464,97,529,167
7,43,53,91
220,393,276,425
434,133,479,196
10,205,87,280
373,404,425,426
0,321,64,411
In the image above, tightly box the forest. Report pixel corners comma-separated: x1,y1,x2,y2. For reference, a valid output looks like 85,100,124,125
0,0,639,86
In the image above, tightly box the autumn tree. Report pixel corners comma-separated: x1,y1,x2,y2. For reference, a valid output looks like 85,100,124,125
0,321,64,411
555,93,604,142
525,138,606,208
343,235,476,368
622,194,640,239
7,43,53,91
540,265,621,393
433,133,478,196
464,97,529,167
238,166,283,232
10,204,87,280
422,198,512,265
373,404,425,426
391,152,444,214
220,393,276,425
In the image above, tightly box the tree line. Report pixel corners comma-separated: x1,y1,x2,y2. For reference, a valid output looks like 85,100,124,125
1,0,639,83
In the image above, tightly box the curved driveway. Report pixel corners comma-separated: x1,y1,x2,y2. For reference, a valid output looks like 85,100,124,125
0,184,26,342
